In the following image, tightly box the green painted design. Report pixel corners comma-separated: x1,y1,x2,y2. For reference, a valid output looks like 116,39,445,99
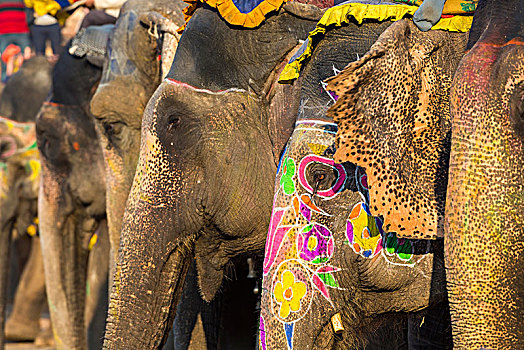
460,3,476,11
26,141,37,150
311,256,330,264
385,233,413,261
280,157,296,195
318,272,339,288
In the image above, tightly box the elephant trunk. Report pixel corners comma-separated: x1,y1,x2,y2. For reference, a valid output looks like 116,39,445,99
103,198,193,349
103,116,202,349
38,173,91,349
446,2,524,346
0,223,12,349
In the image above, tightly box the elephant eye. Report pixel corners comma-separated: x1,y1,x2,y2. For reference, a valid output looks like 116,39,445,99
167,115,180,131
307,164,337,195
102,121,125,147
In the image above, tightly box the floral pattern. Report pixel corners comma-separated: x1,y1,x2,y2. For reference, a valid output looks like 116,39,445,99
297,223,334,263
346,202,383,258
273,270,307,319
261,119,423,349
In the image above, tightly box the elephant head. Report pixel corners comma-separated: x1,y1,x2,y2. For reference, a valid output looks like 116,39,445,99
89,0,186,272
445,0,524,347
0,56,52,122
327,3,522,348
260,17,468,349
0,117,39,348
102,3,329,348
36,41,107,349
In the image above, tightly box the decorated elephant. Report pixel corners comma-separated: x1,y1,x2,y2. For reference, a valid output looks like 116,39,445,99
0,56,52,348
101,0,337,348
259,1,471,348
446,0,523,346
36,33,111,350
0,117,44,347
327,0,523,348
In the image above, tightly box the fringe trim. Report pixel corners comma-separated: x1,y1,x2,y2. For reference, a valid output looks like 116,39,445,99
178,0,286,33
279,2,473,83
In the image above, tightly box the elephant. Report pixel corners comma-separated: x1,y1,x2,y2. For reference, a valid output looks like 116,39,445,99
445,0,523,347
88,1,225,347
0,117,43,347
101,1,339,348
0,56,52,122
259,2,470,346
36,35,111,350
326,0,523,348
0,56,54,348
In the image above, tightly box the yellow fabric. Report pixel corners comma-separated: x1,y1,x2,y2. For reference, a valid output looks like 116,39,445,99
24,0,75,24
178,0,286,33
279,2,473,83
392,0,477,14
25,0,62,16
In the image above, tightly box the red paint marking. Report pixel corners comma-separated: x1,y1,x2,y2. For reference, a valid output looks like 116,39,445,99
73,142,80,151
477,38,524,49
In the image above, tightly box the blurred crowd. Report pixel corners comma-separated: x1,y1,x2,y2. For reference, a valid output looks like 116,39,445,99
0,0,126,83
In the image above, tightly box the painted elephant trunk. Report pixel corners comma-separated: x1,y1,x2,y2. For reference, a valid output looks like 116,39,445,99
39,171,91,349
103,190,194,349
446,0,524,347
103,124,198,349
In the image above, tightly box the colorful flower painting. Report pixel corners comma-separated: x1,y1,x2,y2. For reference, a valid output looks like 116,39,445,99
261,119,422,350
297,223,334,263
274,270,307,319
346,202,383,258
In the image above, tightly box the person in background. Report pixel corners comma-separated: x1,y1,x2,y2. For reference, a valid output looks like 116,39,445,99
80,0,126,28
25,0,62,61
0,0,31,82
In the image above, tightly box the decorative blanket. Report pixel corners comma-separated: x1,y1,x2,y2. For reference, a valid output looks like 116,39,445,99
179,0,335,31
279,0,475,82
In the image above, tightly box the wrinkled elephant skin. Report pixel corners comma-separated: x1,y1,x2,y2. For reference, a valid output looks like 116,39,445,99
261,19,463,349
36,47,107,350
446,0,524,347
103,5,319,348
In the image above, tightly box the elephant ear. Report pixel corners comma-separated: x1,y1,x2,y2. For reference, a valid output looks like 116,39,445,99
326,19,465,239
265,43,304,166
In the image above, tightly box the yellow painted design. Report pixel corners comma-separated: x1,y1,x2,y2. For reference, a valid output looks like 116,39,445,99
88,233,98,251
33,217,39,225
5,120,14,131
348,204,382,252
279,2,473,83
307,235,318,251
273,270,307,319
307,143,328,155
27,224,37,236
178,0,285,33
28,159,41,182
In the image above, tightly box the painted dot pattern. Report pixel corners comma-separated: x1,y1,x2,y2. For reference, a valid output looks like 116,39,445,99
326,20,468,239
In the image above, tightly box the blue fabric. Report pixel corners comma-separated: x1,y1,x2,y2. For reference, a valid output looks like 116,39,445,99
54,0,72,8
230,0,265,14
